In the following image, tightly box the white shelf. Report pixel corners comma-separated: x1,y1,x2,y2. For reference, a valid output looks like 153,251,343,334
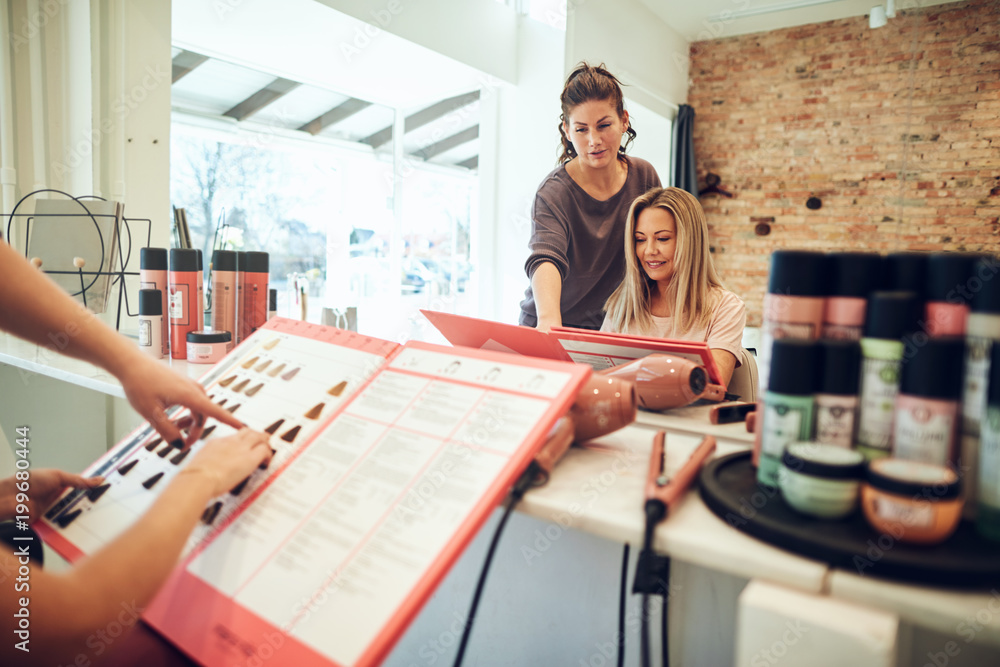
0,334,207,398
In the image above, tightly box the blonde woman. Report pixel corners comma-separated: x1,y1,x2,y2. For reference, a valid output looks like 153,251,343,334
602,187,746,386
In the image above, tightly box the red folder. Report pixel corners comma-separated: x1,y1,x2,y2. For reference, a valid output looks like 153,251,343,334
37,317,590,667
421,310,723,386
420,309,570,361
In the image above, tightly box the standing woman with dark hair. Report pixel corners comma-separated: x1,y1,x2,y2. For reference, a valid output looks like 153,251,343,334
603,187,746,386
519,62,661,332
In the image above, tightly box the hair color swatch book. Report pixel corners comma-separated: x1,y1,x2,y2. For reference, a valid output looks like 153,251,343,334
549,326,725,386
36,317,591,667
421,309,723,385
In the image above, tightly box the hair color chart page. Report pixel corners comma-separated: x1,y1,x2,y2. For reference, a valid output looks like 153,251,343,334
36,318,400,561
550,327,721,383
143,341,589,667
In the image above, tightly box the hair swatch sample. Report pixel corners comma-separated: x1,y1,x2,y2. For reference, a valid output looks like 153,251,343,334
267,362,286,378
202,500,223,525
232,378,251,393
280,425,302,443
143,472,164,489
264,419,285,435
304,403,325,420
117,459,138,476
200,424,217,440
87,483,111,503
245,382,265,397
218,375,238,387
226,403,241,414
241,356,259,370
45,491,82,520
145,437,163,452
259,448,276,470
170,448,190,465
157,444,174,458
328,381,347,397
217,397,228,407
281,367,301,381
255,359,272,373
263,338,280,350
229,476,250,496
57,509,82,528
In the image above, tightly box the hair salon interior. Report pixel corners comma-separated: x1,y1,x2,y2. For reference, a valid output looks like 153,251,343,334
1,0,999,665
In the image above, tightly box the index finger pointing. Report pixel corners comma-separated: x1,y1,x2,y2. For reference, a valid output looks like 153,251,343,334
185,391,245,432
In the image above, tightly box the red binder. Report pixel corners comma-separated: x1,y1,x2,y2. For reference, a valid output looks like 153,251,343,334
37,317,589,667
421,310,723,385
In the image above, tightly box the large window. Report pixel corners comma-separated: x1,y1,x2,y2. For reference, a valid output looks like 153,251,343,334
169,52,478,343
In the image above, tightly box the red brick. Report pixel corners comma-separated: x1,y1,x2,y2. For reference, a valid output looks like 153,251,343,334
688,0,1000,325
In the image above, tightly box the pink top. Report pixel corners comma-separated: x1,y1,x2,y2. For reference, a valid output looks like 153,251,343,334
601,289,747,364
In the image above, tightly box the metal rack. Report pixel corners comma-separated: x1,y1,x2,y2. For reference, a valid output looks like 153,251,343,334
2,188,152,331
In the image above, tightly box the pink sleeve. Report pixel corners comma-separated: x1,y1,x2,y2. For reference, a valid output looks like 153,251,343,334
706,291,747,365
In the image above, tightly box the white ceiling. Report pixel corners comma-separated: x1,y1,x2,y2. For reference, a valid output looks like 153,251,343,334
636,0,965,41
169,0,970,172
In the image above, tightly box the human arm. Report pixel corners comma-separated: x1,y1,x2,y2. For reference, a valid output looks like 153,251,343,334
531,262,563,332
710,349,738,388
0,240,241,445
706,291,748,389
0,428,271,666
0,470,103,522
523,188,572,332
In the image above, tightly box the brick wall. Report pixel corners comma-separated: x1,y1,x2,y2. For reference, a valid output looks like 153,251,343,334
688,0,1000,326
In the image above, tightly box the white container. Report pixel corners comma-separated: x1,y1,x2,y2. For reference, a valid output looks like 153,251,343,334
778,442,865,519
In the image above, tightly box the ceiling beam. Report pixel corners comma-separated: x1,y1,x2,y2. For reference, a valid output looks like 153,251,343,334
456,156,479,170
360,90,480,149
223,78,301,122
298,98,372,136
171,50,209,84
415,125,479,161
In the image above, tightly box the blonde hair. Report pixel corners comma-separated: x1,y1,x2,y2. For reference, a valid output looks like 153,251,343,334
604,187,724,336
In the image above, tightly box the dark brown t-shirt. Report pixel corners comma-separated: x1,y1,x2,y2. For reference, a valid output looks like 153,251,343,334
519,156,661,329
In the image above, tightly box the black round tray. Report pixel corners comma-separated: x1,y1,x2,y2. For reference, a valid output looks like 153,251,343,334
699,451,1000,588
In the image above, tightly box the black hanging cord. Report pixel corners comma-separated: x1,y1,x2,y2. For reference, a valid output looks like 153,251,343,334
661,588,669,667
618,543,630,667
634,500,669,667
452,463,540,667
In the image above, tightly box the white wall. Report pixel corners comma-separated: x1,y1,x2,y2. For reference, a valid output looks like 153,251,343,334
566,0,689,120
0,1,171,230
477,16,566,322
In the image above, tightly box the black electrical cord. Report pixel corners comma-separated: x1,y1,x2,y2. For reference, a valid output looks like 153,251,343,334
661,587,669,667
451,462,540,667
618,543,630,667
641,593,653,667
639,500,667,667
